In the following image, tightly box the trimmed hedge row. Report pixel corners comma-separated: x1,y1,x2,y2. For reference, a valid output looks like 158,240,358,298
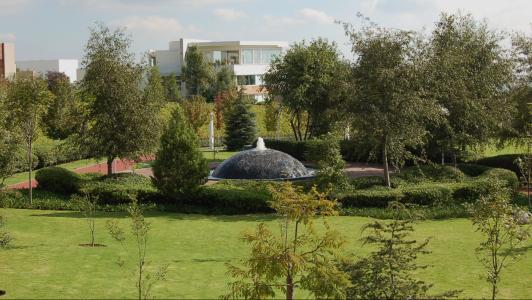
35,167,81,194
338,167,517,208
473,154,526,175
77,173,158,205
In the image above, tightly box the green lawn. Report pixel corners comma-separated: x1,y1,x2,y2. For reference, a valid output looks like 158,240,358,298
0,208,530,299
3,158,106,186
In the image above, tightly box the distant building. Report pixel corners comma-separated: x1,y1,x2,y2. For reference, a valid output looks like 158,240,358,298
0,43,16,79
16,59,79,82
149,38,289,101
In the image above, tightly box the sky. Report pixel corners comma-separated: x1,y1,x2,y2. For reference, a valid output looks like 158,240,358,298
0,0,531,61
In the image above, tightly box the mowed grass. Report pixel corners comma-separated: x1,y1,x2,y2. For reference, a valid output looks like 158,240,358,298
0,208,530,299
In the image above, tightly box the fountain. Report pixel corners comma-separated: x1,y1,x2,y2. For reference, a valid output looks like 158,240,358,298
210,137,314,180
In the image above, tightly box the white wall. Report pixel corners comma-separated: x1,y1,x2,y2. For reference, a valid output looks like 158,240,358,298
16,59,79,82
153,50,181,76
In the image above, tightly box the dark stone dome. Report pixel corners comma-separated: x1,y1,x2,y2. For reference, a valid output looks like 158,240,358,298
211,148,310,180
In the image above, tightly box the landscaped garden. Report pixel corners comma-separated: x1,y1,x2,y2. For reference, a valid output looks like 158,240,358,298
0,9,531,300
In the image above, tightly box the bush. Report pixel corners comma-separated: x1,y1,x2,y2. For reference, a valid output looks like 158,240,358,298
79,173,157,205
152,106,208,200
396,164,465,183
338,188,404,208
456,163,491,176
35,167,81,194
188,180,274,213
402,183,453,205
480,168,520,190
473,154,525,175
261,139,309,161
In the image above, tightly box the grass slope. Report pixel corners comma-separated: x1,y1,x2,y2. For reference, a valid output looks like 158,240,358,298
0,208,530,299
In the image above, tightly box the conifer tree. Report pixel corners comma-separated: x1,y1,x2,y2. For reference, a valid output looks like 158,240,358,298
224,91,256,151
152,106,208,199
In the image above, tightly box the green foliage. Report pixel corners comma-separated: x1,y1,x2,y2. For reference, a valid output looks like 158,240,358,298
427,13,514,159
465,181,530,299
306,134,349,192
81,23,163,173
342,203,461,299
396,164,465,183
224,92,256,151
181,95,211,134
72,194,99,246
152,106,208,199
161,74,181,102
42,72,86,139
263,38,349,140
79,173,157,205
35,167,81,194
212,65,236,97
182,45,214,97
223,182,349,300
474,154,526,175
0,128,19,187
341,16,444,187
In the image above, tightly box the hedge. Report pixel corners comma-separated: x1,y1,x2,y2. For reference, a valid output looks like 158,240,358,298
395,165,465,183
78,173,158,205
35,167,81,194
473,154,526,175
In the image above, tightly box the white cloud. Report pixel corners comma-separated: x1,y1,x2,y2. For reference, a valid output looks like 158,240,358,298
213,8,247,21
110,16,182,32
0,33,16,42
263,8,335,26
299,8,335,24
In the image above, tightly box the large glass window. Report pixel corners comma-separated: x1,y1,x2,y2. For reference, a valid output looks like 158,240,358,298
242,49,253,64
260,48,281,64
226,51,239,65
253,49,261,64
237,75,256,85
212,51,222,64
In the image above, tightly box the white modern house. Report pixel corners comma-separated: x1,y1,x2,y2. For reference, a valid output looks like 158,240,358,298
16,59,79,82
149,38,289,101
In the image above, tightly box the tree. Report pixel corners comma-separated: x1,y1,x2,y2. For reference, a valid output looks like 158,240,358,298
0,81,19,188
72,194,99,247
152,106,208,199
181,95,210,134
263,38,349,140
341,17,443,187
106,199,168,299
342,202,461,299
161,74,181,102
465,180,530,300
182,45,214,97
213,65,236,97
81,24,163,174
224,90,256,151
427,13,514,164
5,75,53,203
0,214,13,248
306,134,349,192
42,72,84,139
223,182,350,300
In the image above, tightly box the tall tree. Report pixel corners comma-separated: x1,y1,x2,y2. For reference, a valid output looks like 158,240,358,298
0,79,19,188
42,71,85,139
341,17,443,187
213,65,236,97
181,95,210,134
81,24,162,174
161,74,181,102
182,45,214,97
5,75,53,202
224,90,256,151
263,38,349,140
152,106,208,199
427,13,514,163
223,183,349,300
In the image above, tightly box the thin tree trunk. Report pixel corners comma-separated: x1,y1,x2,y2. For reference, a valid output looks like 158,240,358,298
107,157,114,175
383,136,391,188
28,139,33,204
441,150,445,165
286,272,294,300
452,151,457,168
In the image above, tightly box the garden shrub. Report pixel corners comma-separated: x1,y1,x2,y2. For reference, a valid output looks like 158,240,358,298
189,180,274,213
338,188,404,208
35,167,81,194
473,154,525,175
261,139,309,161
480,168,520,190
456,163,491,176
351,176,384,189
78,173,157,205
402,183,453,205
396,164,465,183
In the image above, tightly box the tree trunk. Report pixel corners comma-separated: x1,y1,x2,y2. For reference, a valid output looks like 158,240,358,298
383,136,391,188
441,150,445,165
286,272,294,300
107,157,114,175
452,151,457,168
28,139,33,204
